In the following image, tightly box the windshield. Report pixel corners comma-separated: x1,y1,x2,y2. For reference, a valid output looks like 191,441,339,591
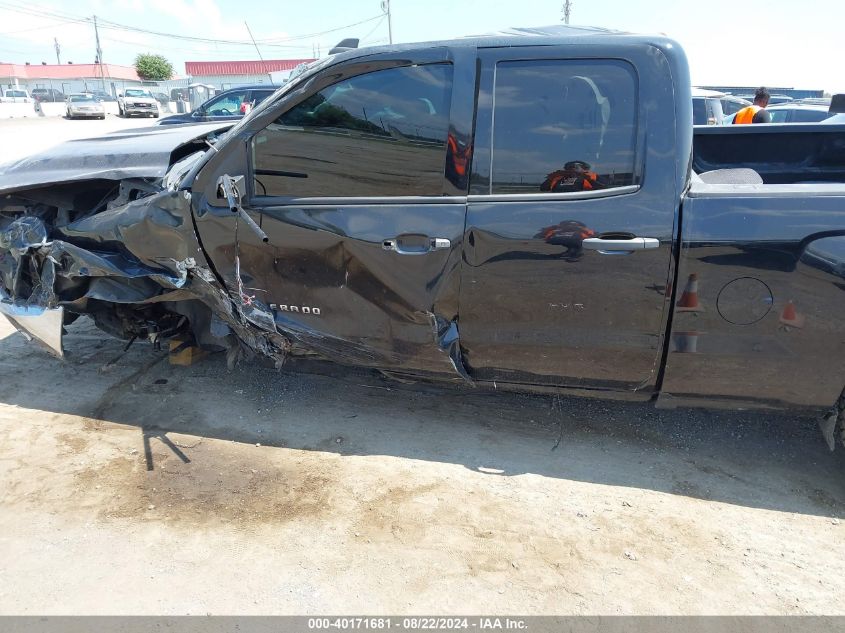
125,89,152,98
6,90,26,97
70,95,96,103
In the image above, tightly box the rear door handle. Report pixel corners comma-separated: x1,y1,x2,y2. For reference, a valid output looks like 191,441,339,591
582,237,660,252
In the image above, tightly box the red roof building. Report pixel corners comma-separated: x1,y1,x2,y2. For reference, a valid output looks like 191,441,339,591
0,62,141,82
185,59,314,77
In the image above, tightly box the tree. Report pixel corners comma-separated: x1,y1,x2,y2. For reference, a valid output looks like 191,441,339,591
134,54,174,81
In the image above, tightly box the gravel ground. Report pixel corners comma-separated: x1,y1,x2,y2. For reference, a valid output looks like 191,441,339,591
0,118,843,615
0,317,843,615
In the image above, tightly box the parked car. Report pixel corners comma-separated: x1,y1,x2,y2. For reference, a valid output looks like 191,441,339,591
766,103,835,123
83,89,116,102
719,94,751,118
152,92,171,107
692,88,724,125
734,94,794,106
3,27,845,452
117,88,159,118
157,85,278,125
0,88,32,103
65,93,105,120
768,95,794,105
31,88,65,103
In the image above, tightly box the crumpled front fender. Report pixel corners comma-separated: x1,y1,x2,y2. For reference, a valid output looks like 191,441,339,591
0,188,290,364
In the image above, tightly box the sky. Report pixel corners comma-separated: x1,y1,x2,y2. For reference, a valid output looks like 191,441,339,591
0,0,841,93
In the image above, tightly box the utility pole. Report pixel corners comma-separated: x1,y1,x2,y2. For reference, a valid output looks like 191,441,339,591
54,37,60,65
93,15,105,91
381,0,393,44
561,0,573,24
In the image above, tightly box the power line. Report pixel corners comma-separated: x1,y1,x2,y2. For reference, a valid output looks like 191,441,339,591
99,35,313,55
0,2,383,50
95,14,383,48
244,21,269,75
0,1,89,26
360,16,387,44
0,21,76,36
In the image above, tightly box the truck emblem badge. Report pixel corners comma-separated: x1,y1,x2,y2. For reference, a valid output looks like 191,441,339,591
270,304,322,316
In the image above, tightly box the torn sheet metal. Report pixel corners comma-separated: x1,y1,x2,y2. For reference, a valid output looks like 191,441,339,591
191,195,471,380
0,187,289,366
431,313,474,385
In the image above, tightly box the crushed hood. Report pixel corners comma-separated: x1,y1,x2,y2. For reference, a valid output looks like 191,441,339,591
0,122,233,194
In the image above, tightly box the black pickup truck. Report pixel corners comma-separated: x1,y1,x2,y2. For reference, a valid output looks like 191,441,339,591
1,26,845,448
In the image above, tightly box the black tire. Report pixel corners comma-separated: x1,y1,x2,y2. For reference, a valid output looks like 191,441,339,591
99,115,105,120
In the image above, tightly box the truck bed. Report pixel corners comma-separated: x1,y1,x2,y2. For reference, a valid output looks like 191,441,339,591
693,123,845,184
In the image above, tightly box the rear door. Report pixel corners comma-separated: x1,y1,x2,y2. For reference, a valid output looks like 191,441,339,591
193,48,475,376
458,47,678,394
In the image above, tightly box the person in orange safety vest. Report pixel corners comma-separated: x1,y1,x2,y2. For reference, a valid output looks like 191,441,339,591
541,160,603,192
732,87,771,124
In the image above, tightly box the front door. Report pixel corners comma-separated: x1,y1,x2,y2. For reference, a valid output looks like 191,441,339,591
459,49,678,394
195,50,472,377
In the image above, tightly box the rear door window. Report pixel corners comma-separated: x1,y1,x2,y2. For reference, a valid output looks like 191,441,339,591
251,63,453,198
489,59,638,194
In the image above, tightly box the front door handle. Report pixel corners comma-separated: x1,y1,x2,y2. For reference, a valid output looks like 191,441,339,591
582,237,660,252
382,236,451,255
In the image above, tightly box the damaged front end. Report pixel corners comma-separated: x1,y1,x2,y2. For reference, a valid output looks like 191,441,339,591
0,175,290,367
0,118,475,383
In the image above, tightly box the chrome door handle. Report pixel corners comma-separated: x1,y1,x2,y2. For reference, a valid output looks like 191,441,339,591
382,237,451,255
582,237,660,252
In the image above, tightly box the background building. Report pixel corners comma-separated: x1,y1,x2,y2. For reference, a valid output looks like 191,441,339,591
0,62,145,96
184,59,315,89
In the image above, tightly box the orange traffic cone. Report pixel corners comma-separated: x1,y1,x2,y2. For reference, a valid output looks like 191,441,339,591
673,330,700,353
779,300,805,329
676,273,704,312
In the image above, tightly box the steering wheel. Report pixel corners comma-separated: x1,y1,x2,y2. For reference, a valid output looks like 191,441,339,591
216,108,233,116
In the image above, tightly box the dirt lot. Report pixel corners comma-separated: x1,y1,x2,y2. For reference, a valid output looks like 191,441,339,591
0,118,844,615
0,315,843,615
